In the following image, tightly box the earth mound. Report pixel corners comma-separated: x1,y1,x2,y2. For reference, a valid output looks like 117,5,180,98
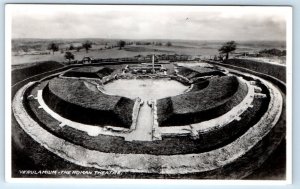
42,77,135,128
62,66,114,79
157,76,248,126
177,66,225,79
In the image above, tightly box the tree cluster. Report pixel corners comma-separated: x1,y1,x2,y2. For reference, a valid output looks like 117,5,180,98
82,41,92,53
166,41,172,47
218,41,237,60
48,42,59,54
118,40,126,50
64,51,75,63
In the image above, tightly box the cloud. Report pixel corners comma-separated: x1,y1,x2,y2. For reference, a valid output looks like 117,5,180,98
9,5,289,41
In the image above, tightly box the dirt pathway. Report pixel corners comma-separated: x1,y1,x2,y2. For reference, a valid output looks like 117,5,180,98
125,102,153,141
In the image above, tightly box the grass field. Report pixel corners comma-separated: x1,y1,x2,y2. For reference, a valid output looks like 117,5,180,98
11,39,286,65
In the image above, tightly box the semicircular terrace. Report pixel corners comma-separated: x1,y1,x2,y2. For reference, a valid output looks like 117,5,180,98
157,75,248,126
21,76,271,155
12,73,283,176
42,77,135,128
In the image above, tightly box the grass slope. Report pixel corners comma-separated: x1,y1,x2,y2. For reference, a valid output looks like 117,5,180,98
177,66,225,79
12,61,64,84
43,78,134,128
224,58,286,82
62,66,114,78
157,76,248,126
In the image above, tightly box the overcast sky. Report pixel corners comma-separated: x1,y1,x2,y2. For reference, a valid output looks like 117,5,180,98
7,5,290,41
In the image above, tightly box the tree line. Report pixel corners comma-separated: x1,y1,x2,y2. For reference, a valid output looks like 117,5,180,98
49,39,240,63
48,40,93,54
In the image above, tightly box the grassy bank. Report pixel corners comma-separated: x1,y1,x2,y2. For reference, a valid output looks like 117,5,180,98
157,76,248,126
223,58,286,82
12,61,64,84
62,66,114,78
43,78,134,128
177,66,224,79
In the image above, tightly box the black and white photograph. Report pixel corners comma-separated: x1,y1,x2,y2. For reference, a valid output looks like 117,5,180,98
5,4,292,182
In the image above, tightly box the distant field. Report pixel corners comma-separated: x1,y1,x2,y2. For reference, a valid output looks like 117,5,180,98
11,39,286,65
11,45,212,65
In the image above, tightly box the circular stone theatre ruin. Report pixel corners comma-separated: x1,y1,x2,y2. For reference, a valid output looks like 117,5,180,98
12,60,285,179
